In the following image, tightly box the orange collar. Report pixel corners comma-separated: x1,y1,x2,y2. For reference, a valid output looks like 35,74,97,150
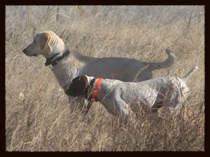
91,78,103,101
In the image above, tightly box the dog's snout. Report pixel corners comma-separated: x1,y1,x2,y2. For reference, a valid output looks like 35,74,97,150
64,85,68,91
23,48,27,54
64,85,70,95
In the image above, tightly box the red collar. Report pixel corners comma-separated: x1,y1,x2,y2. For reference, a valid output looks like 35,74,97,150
91,78,103,101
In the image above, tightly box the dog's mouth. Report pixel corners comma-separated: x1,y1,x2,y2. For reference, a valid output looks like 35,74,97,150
32,53,38,56
64,88,70,96
64,85,71,96
65,90,71,96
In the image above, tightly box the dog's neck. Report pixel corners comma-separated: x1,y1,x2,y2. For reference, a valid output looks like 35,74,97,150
84,75,103,102
45,49,70,67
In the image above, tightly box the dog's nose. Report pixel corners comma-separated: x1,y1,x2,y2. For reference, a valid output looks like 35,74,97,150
65,90,69,96
64,88,70,96
64,85,69,94
64,85,69,90
23,48,27,54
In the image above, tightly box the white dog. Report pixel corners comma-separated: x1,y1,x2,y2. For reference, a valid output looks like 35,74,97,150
23,31,175,111
65,66,198,122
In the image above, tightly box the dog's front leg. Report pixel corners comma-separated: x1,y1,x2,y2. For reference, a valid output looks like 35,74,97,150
112,98,137,126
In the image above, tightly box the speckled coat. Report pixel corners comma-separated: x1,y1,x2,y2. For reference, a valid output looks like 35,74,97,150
65,66,197,122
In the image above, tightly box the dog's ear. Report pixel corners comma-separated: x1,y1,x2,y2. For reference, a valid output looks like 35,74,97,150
76,76,88,96
39,32,51,53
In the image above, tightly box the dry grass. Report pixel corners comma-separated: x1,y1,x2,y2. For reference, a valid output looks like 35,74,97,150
6,6,204,151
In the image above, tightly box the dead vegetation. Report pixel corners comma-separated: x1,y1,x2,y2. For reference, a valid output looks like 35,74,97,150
6,6,204,151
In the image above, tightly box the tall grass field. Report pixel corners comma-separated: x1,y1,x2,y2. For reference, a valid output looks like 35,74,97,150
6,6,204,151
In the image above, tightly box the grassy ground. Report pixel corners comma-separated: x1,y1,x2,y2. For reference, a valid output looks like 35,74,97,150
6,6,204,151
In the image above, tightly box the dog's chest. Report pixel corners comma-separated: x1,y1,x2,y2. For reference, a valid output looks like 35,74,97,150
52,61,83,88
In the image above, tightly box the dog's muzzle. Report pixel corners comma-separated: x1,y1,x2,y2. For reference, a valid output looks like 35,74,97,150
64,84,72,96
22,48,27,54
22,48,37,56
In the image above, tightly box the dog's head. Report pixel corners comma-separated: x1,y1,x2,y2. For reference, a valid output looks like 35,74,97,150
65,75,89,97
23,31,65,58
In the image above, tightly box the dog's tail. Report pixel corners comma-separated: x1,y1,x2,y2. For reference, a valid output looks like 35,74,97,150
181,66,198,82
145,48,175,71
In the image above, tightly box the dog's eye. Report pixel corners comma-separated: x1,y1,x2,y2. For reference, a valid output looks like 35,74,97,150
33,40,36,43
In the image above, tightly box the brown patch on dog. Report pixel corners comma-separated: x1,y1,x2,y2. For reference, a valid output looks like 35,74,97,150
39,32,51,53
76,76,89,95
65,76,89,97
